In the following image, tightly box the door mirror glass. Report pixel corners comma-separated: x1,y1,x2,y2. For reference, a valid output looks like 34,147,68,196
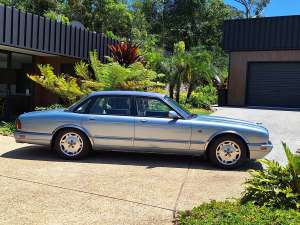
168,110,180,119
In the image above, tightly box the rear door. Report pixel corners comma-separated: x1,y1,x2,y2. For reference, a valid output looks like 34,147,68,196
81,95,134,149
133,97,191,152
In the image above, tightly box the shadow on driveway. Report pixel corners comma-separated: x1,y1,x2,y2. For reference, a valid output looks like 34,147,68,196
1,145,262,171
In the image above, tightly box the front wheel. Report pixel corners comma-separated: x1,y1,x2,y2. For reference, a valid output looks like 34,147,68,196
208,135,247,169
53,129,91,159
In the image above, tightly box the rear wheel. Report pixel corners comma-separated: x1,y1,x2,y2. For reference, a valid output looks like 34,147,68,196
208,134,247,169
54,129,91,159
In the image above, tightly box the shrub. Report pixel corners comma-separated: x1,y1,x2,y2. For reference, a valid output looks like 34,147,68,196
180,84,217,110
109,42,145,67
0,121,16,136
177,200,300,225
241,143,300,210
34,104,65,111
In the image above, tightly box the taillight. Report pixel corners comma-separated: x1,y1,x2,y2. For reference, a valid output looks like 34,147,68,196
16,119,22,130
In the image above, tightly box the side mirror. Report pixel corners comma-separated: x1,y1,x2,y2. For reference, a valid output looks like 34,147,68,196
168,110,180,119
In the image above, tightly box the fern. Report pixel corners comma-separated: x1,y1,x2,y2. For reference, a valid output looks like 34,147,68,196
28,51,164,104
242,143,300,210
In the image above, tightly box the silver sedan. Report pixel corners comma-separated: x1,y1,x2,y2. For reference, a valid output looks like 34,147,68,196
14,91,272,169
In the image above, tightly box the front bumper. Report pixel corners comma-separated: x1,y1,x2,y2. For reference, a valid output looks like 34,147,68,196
14,131,52,145
248,141,273,159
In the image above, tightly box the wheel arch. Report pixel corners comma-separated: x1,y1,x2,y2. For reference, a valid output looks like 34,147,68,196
51,125,94,148
204,131,250,159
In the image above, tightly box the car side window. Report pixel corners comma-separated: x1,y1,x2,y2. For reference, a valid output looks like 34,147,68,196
136,97,171,118
88,96,131,116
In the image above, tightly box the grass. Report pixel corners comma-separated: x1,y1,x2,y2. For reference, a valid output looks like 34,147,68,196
177,200,300,225
0,121,16,136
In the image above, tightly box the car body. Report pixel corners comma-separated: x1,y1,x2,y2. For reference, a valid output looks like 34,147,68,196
14,91,273,168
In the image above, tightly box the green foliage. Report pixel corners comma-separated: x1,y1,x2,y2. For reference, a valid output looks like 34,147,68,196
28,51,163,104
105,31,120,40
89,51,164,91
34,104,65,111
74,61,90,80
283,143,300,193
242,143,300,210
0,121,15,136
27,64,103,104
144,0,241,50
74,0,133,38
1,0,58,15
154,41,215,103
181,85,217,110
44,10,70,24
178,200,300,225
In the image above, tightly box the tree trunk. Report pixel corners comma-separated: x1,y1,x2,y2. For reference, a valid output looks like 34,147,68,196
175,77,181,103
185,83,194,104
169,83,174,99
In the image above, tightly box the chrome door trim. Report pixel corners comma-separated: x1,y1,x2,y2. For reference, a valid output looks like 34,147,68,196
134,137,189,144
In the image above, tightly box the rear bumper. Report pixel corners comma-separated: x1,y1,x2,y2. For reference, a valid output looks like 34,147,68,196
14,131,52,145
248,141,273,159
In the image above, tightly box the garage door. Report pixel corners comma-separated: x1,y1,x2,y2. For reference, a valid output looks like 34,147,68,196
247,62,300,108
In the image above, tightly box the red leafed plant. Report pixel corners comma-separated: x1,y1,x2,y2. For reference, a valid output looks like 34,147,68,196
109,42,145,67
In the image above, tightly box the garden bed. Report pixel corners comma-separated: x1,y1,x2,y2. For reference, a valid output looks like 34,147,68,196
177,201,300,225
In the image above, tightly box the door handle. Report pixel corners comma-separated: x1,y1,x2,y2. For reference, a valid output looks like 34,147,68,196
88,118,96,121
140,119,147,123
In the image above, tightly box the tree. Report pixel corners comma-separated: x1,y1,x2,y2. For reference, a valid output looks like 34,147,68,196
183,48,215,103
0,0,58,15
233,0,270,18
157,41,188,101
133,0,240,50
44,10,70,24
70,0,132,38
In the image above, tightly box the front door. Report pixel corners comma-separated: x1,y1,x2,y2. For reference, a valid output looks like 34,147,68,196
134,97,191,151
81,95,134,149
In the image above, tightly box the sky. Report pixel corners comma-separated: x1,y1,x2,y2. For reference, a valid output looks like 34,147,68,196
224,0,300,17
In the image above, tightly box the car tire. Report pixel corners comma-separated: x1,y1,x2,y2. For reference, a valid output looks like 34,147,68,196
208,134,247,169
54,128,91,159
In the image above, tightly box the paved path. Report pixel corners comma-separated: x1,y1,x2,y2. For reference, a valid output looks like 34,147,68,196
0,136,251,225
213,107,300,164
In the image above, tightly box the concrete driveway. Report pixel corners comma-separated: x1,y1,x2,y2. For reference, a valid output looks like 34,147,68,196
213,107,300,164
0,135,255,225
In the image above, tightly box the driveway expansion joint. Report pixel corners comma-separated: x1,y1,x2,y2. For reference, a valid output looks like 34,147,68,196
0,174,175,213
172,158,193,220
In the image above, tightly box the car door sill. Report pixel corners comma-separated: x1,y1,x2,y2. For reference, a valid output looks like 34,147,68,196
93,147,204,156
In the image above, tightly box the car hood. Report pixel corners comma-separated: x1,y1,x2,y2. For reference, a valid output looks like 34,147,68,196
191,114,264,129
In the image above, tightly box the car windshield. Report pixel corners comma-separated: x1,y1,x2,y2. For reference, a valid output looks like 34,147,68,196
66,95,89,112
164,96,195,119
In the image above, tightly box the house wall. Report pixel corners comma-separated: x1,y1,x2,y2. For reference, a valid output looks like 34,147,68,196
228,50,300,106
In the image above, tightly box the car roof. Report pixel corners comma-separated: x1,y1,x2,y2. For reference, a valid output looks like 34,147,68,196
89,90,166,98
